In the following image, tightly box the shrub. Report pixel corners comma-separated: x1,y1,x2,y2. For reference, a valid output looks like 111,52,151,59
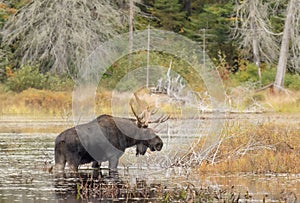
285,73,300,90
252,93,265,101
261,68,276,85
230,64,299,91
5,65,46,92
230,62,259,86
236,63,258,83
44,73,74,91
0,66,6,82
4,65,74,92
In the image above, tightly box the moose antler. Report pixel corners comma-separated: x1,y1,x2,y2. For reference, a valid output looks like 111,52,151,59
130,92,169,128
148,114,170,124
129,100,143,127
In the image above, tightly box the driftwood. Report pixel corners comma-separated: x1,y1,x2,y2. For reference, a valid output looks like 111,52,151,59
255,83,274,92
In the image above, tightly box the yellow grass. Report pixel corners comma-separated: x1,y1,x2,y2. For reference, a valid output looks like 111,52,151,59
264,90,300,112
197,121,300,174
1,83,299,117
0,87,113,117
0,88,72,116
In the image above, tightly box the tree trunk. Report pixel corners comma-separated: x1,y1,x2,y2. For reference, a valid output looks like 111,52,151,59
184,0,192,16
250,1,261,81
274,0,295,91
128,0,134,71
251,26,261,81
179,0,192,16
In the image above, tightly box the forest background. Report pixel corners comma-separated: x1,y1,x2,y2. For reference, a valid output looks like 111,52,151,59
0,0,299,115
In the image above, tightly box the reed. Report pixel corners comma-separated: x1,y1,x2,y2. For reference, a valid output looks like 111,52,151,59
75,175,244,202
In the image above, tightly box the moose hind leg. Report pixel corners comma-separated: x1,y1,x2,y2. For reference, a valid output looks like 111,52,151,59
68,161,79,172
92,161,101,169
65,154,81,172
55,160,66,171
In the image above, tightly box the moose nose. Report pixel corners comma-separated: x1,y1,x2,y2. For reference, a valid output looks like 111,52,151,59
155,143,163,151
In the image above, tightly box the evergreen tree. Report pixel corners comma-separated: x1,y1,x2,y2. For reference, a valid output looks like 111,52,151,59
152,0,187,33
142,0,235,62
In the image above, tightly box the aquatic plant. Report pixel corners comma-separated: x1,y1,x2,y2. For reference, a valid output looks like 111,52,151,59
75,174,244,202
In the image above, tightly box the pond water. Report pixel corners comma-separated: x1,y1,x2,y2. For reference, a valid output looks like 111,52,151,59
0,115,299,202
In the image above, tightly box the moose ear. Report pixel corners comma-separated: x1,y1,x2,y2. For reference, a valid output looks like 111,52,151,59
136,143,148,156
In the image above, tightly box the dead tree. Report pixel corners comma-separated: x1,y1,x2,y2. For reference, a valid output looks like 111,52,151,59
1,0,132,74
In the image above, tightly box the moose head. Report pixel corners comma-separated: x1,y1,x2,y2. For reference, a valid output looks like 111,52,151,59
129,91,169,156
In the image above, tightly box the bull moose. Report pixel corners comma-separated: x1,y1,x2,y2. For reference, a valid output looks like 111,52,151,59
55,93,169,172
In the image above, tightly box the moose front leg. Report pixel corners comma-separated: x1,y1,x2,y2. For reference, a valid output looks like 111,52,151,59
92,161,101,169
108,156,119,170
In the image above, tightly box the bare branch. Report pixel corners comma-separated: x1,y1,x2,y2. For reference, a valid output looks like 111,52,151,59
232,0,280,65
1,0,138,74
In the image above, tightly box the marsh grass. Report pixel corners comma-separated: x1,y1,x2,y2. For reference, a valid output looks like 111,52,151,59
0,124,71,134
197,121,300,174
225,86,300,113
75,175,244,202
0,84,299,117
264,91,300,112
74,172,298,202
0,88,72,116
0,87,113,117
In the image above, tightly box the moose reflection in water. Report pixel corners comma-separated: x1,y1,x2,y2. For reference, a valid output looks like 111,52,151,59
55,93,169,172
54,170,161,201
